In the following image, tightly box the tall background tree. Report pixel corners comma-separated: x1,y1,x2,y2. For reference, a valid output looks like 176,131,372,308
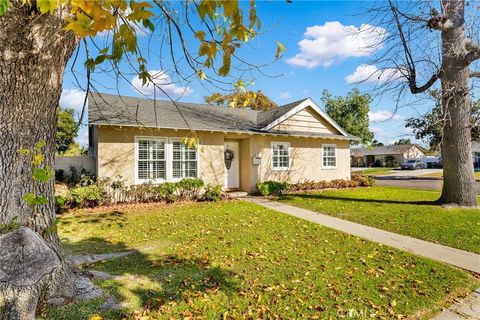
0,1,280,317
371,139,385,147
362,0,480,206
393,138,412,145
321,89,374,145
204,90,277,111
56,106,78,154
405,90,480,151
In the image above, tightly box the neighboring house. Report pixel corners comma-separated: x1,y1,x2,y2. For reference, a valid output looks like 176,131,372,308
88,93,357,192
351,144,425,167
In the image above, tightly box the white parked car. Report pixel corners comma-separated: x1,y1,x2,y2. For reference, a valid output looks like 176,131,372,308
401,159,424,170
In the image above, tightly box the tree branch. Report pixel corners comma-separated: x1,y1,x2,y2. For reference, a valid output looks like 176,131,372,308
469,70,480,78
427,8,453,31
409,71,441,94
464,41,480,65
389,1,441,94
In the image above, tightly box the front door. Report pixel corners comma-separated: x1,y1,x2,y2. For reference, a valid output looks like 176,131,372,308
224,141,240,189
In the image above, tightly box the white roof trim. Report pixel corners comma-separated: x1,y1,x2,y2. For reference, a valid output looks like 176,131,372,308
90,122,353,140
260,98,349,137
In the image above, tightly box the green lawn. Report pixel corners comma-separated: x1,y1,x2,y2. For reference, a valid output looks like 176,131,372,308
352,168,394,175
279,186,480,253
44,201,478,319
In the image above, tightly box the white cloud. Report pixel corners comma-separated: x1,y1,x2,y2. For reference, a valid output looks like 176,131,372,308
370,127,385,134
60,89,87,114
131,70,193,98
369,110,402,122
345,64,402,84
302,89,310,94
76,126,89,147
286,21,387,68
280,91,292,99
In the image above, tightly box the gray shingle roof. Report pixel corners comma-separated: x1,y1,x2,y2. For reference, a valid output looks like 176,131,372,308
351,144,425,156
88,92,354,139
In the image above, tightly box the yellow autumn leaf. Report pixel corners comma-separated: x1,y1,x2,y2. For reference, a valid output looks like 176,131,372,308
276,41,286,59
197,69,207,80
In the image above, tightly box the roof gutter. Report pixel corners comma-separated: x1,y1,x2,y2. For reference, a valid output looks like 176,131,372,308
90,123,358,141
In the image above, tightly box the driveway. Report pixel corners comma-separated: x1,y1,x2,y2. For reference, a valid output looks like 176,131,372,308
384,168,442,177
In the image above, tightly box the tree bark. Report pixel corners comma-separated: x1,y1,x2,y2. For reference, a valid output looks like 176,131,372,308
0,2,83,316
439,0,478,207
0,228,61,319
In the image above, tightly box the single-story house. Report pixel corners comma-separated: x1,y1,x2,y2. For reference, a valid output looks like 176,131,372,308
350,144,425,167
88,93,357,192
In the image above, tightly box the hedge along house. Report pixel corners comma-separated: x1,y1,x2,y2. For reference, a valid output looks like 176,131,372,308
88,93,357,193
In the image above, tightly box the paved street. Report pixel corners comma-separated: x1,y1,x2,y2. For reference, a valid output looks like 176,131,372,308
352,168,480,191
374,173,480,191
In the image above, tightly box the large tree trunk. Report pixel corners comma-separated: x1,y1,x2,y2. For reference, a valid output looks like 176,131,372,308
439,0,478,207
0,2,82,317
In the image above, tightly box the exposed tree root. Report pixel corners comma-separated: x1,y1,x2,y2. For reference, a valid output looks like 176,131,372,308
70,251,135,267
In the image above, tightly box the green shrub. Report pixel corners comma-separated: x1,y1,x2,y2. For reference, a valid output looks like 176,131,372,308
157,182,178,203
351,173,375,187
178,178,204,200
69,184,106,208
124,183,158,203
256,181,287,196
201,184,223,202
286,175,374,192
54,195,67,214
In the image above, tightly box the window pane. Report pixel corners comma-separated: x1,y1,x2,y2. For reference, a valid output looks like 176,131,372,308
173,161,183,178
173,141,182,160
272,143,289,169
137,139,166,181
152,161,166,179
138,161,148,179
172,141,198,179
323,146,336,167
186,161,197,177
273,156,278,168
138,141,149,160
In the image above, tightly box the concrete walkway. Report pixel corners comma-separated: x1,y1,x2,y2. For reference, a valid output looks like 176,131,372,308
432,288,480,319
245,197,480,274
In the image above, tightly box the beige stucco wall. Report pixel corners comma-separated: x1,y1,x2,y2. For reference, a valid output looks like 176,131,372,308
249,135,351,191
96,126,225,186
96,126,351,192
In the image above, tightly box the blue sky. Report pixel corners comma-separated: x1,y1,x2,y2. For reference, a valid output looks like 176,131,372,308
61,1,430,147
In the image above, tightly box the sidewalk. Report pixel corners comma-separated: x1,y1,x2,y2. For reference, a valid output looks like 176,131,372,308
245,197,480,274
432,288,480,319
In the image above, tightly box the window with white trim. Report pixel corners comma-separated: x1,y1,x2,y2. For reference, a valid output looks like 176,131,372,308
323,144,336,168
137,139,166,181
172,140,198,179
272,142,290,170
